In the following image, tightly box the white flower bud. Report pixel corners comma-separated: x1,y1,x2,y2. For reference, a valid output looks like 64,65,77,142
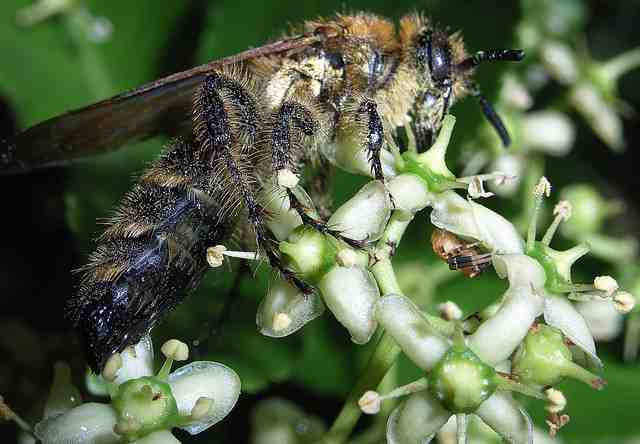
386,392,451,444
35,403,119,444
541,41,578,84
521,111,575,156
169,362,241,435
325,138,397,178
328,180,391,242
257,278,325,338
430,190,524,254
358,391,381,415
576,298,623,341
545,388,567,414
614,291,635,314
593,275,619,297
317,265,379,344
161,339,189,362
475,393,532,444
131,431,180,444
259,184,317,241
375,295,449,371
386,173,434,214
544,294,602,368
336,248,358,267
569,83,624,151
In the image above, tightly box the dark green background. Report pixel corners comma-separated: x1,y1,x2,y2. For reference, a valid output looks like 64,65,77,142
0,0,639,443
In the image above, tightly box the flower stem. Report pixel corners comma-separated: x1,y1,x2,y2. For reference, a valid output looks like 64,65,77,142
604,47,640,80
319,211,413,444
319,332,402,444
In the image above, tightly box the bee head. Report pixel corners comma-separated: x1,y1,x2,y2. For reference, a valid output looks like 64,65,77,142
408,20,525,149
415,28,453,88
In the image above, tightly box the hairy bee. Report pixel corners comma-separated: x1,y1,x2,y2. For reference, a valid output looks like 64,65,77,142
431,228,493,278
1,13,523,371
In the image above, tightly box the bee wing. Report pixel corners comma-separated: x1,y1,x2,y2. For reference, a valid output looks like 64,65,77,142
0,32,325,175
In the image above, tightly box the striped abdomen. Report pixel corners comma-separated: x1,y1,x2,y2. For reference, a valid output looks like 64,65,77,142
68,139,233,371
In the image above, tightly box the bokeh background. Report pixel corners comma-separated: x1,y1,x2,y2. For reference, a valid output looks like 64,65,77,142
0,0,639,443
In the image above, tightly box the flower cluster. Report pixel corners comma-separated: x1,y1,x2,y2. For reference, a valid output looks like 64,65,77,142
10,337,241,444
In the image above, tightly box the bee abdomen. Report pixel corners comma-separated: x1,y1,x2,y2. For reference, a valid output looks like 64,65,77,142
69,140,231,372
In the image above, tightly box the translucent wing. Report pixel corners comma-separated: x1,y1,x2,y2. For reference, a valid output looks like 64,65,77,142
0,31,326,174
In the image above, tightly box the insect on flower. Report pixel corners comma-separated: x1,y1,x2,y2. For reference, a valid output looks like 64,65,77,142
0,12,524,372
431,228,493,278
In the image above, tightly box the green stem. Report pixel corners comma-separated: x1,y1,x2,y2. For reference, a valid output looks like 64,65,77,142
319,333,401,444
456,414,467,444
604,47,640,80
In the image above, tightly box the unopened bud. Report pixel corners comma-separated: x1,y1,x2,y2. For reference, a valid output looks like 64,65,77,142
207,245,227,268
161,339,189,361
358,390,381,415
614,291,635,314
102,353,123,382
545,388,566,413
594,276,619,297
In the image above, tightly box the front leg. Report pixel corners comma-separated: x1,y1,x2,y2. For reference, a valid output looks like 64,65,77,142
194,72,312,293
269,97,366,249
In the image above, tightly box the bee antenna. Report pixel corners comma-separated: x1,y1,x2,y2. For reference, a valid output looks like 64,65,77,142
470,86,511,147
456,49,525,72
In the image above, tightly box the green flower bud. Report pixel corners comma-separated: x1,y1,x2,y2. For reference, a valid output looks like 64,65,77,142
279,227,337,284
111,377,179,441
428,346,498,413
512,325,603,388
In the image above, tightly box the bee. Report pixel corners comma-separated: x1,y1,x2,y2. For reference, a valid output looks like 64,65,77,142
431,228,493,278
0,13,523,372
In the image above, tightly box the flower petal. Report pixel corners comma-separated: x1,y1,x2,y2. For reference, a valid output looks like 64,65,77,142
430,190,524,254
476,393,532,444
257,278,325,338
375,294,449,371
386,391,451,444
576,298,623,341
328,180,391,242
468,284,544,366
131,431,181,444
114,335,154,385
35,403,119,444
492,254,546,289
317,265,379,344
543,294,602,368
169,361,241,435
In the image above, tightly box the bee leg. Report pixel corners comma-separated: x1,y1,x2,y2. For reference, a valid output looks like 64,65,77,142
336,96,386,182
270,99,365,249
195,73,312,294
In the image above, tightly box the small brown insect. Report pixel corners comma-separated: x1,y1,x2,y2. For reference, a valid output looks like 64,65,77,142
431,228,492,278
